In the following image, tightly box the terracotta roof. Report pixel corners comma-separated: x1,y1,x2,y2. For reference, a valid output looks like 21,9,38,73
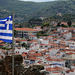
28,40,38,43
0,43,5,45
61,31,70,34
14,28,42,31
46,67,56,71
27,57,40,60
0,40,4,43
46,66,62,71
29,50,36,53
29,35,36,37
47,36,53,38
34,26,41,28
0,55,2,59
56,53,61,56
22,54,27,57
40,43,46,46
28,53,42,57
66,52,75,55
61,22,68,25
15,39,27,42
46,57,51,60
40,50,49,53
38,61,42,64
44,39,49,40
32,53,42,57
44,54,50,57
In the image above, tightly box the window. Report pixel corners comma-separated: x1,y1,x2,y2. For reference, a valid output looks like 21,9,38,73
70,46,74,48
40,46,43,48
45,46,47,47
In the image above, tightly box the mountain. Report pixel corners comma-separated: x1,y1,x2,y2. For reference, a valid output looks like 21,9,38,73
0,0,75,22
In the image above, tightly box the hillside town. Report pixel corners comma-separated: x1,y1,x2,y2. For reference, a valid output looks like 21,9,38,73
0,19,75,75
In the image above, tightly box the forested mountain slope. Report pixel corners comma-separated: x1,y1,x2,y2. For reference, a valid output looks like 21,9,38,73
0,0,75,22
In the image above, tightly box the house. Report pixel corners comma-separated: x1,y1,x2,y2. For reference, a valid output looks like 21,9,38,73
43,39,49,44
14,47,29,54
39,36,47,39
15,39,27,44
24,57,41,65
14,28,42,38
45,66,63,75
29,44,39,50
40,43,51,50
69,41,75,49
34,26,41,29
0,40,5,48
48,48,60,57
60,31,72,40
29,50,36,53
28,35,37,40
46,36,53,41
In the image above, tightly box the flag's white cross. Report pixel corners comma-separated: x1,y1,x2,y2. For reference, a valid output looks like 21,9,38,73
6,16,12,30
0,19,7,27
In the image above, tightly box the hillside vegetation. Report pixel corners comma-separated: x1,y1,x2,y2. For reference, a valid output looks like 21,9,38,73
0,0,75,22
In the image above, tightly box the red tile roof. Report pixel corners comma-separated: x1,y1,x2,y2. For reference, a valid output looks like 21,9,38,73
29,35,36,37
27,57,40,60
29,50,36,53
46,66,62,71
28,53,42,57
14,28,42,31
0,40,4,43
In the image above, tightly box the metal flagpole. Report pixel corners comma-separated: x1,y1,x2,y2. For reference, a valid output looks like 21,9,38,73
12,11,15,75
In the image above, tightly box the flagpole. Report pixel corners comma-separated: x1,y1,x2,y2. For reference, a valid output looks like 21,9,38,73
12,11,15,75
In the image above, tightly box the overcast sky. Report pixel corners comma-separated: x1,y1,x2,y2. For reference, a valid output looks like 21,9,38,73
20,0,57,2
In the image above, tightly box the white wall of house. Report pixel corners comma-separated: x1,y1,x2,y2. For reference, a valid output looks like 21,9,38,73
29,36,37,40
56,52,65,59
40,44,51,50
39,36,46,39
73,29,75,32
57,28,64,33
64,32,72,40
14,47,29,54
29,44,39,50
17,30,39,36
38,39,43,44
42,39,49,44
49,48,59,57
46,37,53,41
69,44,75,49
47,61,65,67
65,41,72,46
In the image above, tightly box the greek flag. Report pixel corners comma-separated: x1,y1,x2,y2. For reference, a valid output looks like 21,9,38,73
0,16,12,43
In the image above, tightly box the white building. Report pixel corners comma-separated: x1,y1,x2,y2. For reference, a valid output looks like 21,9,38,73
14,28,42,37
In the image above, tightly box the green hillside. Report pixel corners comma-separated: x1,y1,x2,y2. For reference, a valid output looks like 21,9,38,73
0,0,75,22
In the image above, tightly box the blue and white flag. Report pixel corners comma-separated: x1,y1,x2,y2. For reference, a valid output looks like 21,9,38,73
0,16,13,43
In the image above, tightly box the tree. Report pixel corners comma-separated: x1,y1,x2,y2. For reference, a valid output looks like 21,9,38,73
19,25,22,28
41,22,50,29
61,24,68,27
21,43,27,47
2,47,6,50
36,31,48,38
67,20,72,27
57,21,61,27
14,30,17,36
21,43,29,49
